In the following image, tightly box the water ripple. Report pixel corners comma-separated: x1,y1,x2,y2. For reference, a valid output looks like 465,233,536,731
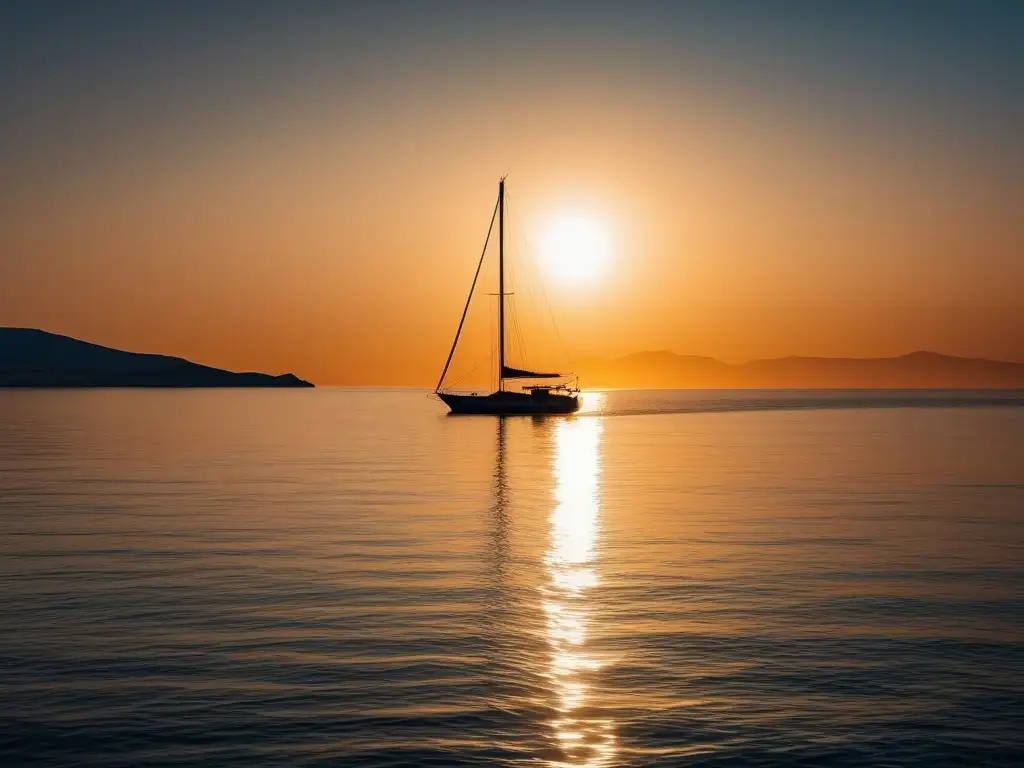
1,389,1022,766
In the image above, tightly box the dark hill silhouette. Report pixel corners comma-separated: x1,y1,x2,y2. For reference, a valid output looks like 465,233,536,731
575,350,1024,389
0,328,313,387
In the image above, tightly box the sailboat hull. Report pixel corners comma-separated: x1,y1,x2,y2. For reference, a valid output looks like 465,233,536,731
439,391,579,415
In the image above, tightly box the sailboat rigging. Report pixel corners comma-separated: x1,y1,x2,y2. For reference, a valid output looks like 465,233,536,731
435,178,580,415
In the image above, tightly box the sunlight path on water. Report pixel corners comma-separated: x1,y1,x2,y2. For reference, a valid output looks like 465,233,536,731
543,418,617,767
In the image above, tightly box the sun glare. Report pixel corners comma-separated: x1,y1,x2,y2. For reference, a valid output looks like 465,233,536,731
541,214,610,282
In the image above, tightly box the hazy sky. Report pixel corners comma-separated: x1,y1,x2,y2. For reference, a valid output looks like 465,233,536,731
1,1,1021,384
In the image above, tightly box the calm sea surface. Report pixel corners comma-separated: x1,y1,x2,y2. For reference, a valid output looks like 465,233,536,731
1,389,1022,767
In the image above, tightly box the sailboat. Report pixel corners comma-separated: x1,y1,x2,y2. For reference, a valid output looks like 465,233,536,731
435,178,581,415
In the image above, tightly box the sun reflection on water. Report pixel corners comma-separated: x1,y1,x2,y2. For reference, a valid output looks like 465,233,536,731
543,418,616,766
576,391,606,415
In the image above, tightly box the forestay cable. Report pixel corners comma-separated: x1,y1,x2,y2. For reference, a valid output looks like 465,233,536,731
434,199,500,392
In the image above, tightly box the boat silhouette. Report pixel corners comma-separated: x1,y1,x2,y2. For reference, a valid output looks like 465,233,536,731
435,178,580,415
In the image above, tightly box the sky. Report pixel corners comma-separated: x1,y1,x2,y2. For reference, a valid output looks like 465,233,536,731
1,1,1021,384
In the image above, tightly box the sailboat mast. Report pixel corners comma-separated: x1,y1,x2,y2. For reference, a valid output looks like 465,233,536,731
498,177,505,392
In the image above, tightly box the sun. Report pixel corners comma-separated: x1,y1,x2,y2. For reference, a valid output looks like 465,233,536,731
540,214,611,282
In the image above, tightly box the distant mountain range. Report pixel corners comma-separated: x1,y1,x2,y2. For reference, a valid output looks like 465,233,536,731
575,350,1024,389
3,327,1020,389
0,328,313,387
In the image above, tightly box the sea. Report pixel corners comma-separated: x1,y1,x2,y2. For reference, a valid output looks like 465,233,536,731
1,389,1022,767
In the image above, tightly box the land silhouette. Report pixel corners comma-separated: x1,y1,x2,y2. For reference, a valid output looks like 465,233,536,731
0,328,312,387
2,327,1022,389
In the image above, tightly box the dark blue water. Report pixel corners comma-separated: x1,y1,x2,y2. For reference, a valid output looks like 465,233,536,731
1,389,1022,766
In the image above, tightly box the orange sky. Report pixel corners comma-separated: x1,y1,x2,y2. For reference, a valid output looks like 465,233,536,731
1,4,1021,384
